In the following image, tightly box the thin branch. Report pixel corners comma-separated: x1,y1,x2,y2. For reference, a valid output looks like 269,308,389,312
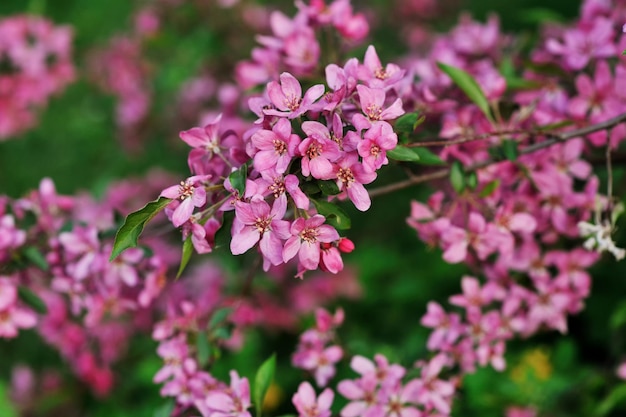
369,112,626,199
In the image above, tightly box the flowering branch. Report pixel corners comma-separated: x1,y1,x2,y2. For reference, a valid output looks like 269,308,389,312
370,112,626,198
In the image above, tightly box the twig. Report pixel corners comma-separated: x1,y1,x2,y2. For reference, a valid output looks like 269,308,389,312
369,112,626,199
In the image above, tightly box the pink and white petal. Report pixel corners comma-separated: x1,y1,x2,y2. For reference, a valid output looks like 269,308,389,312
283,236,301,263
347,183,371,211
299,241,321,270
230,227,260,255
172,197,195,227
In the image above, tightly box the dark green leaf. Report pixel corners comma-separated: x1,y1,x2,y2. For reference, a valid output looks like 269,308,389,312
109,197,172,261
228,164,248,196
300,180,321,196
18,286,47,314
519,7,566,25
596,383,626,416
501,139,519,161
394,112,423,134
22,247,49,271
196,330,211,367
449,161,465,194
176,236,194,279
254,354,276,417
387,145,421,162
437,62,493,122
411,147,445,165
214,211,234,250
318,180,341,196
311,199,351,230
208,307,233,329
479,179,500,198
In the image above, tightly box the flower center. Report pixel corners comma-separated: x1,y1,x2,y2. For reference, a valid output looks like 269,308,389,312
306,143,322,159
254,217,272,234
285,94,302,111
273,139,287,155
365,104,383,121
374,67,388,80
370,144,381,157
178,181,194,200
337,167,355,188
268,178,285,198
300,227,319,243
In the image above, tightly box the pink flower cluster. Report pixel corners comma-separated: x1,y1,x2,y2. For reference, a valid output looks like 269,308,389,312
394,0,625,397
0,15,74,139
89,36,152,151
293,308,344,387
1,177,173,395
236,0,369,89
161,44,405,277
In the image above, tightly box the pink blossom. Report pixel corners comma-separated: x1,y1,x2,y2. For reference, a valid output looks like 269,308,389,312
283,215,340,271
265,72,325,119
160,176,210,227
293,381,334,417
204,371,252,417
358,45,405,89
333,154,377,211
230,199,290,268
251,118,301,174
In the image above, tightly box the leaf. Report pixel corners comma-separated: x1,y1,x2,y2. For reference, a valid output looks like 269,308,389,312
394,112,423,134
411,147,445,165
254,354,276,417
311,199,351,230
22,247,49,271
466,172,478,190
318,180,341,196
387,145,421,162
479,179,500,198
18,286,47,314
176,236,194,279
300,180,321,196
595,383,626,416
153,399,175,417
437,62,493,122
229,164,248,196
109,197,172,261
501,139,519,161
208,307,233,329
196,330,211,367
449,161,466,194
214,211,234,250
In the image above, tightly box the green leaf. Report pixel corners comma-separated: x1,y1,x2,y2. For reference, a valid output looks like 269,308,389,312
466,172,478,190
411,147,445,165
300,180,321,196
22,247,49,271
449,161,466,194
176,236,194,279
196,330,211,367
311,199,351,230
318,180,341,196
214,211,234,250
254,354,276,417
0,381,18,417
208,307,233,329
18,286,47,314
394,112,423,134
387,145,421,162
519,7,567,25
596,383,626,416
109,197,172,261
501,139,519,161
437,62,493,122
479,179,500,198
228,164,248,196
153,399,175,417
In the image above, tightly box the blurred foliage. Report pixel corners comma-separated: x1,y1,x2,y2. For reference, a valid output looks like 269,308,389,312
4,0,626,416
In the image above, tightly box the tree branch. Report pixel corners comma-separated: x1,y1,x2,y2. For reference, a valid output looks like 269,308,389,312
369,112,626,199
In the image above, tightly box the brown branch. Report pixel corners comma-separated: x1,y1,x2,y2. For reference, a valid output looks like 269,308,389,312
369,112,626,199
